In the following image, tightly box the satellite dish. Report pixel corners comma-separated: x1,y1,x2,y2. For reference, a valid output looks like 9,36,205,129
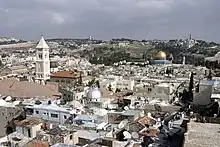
118,123,124,129
43,136,47,140
123,131,131,139
118,120,128,129
5,96,12,102
154,104,162,112
131,132,139,139
147,112,152,117
15,133,24,140
124,106,129,110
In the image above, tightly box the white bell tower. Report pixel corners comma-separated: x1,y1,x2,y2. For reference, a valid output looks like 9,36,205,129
35,35,50,83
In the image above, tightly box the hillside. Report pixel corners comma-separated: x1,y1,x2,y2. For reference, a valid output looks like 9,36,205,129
79,39,220,66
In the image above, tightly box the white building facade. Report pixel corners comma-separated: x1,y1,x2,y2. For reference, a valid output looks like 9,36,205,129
26,104,82,124
134,83,175,102
99,75,135,91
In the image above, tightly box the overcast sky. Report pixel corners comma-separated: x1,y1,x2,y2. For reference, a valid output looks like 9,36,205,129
0,0,220,42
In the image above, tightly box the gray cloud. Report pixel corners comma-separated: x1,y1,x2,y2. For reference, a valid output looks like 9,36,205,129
0,0,220,42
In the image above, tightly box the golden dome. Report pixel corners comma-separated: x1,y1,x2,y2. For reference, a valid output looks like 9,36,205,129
154,51,166,60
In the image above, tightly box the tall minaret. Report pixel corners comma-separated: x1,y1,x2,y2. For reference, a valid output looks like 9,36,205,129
35,35,50,84
183,56,186,65
89,36,92,41
188,33,194,49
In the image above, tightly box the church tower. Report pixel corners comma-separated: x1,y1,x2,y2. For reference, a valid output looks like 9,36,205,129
35,35,50,84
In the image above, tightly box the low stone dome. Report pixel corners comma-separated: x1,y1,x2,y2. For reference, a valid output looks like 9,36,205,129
86,87,101,100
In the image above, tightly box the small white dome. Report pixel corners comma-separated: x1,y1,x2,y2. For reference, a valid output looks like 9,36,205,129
87,87,101,99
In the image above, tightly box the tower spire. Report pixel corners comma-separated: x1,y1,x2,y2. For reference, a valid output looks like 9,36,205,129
36,35,49,49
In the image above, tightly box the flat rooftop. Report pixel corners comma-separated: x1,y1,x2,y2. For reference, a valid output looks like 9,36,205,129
0,106,23,137
184,121,220,147
14,118,42,128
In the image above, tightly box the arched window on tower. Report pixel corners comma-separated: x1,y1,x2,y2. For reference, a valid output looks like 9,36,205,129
38,54,42,59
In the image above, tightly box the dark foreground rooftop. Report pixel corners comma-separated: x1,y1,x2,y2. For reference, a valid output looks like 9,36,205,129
184,121,220,147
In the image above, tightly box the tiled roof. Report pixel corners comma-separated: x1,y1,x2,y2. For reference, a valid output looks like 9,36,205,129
14,118,42,128
26,140,49,147
50,71,79,79
0,78,61,99
139,129,158,137
138,116,152,126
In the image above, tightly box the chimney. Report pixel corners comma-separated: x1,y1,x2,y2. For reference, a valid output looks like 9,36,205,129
48,100,51,105
49,123,53,129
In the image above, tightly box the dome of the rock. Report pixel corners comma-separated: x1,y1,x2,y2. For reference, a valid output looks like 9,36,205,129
154,51,166,60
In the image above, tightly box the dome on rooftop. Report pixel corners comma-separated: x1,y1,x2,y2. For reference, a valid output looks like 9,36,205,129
86,87,101,100
154,51,166,60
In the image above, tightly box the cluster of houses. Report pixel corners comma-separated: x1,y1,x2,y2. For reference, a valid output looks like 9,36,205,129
0,36,219,147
